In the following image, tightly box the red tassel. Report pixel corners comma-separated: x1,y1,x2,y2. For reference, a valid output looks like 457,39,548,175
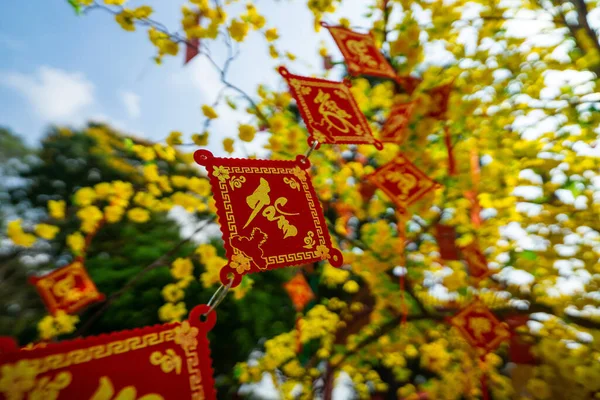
398,213,408,325
481,371,490,400
296,315,302,354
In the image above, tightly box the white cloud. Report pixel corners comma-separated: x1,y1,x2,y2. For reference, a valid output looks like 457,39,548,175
120,90,141,119
0,66,94,121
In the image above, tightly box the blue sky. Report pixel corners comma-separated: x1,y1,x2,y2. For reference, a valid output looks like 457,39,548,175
0,0,369,156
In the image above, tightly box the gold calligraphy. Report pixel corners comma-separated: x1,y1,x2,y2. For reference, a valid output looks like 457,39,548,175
52,274,75,298
283,177,300,191
90,376,164,400
468,317,492,341
229,176,246,191
303,231,315,249
346,39,377,68
314,90,358,135
243,178,298,239
384,170,417,200
149,349,182,375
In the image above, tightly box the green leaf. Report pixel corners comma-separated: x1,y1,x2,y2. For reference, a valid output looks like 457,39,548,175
458,287,468,296
124,138,134,150
520,250,537,261
67,0,82,15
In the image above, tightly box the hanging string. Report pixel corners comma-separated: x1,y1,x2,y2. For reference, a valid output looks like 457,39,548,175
203,277,233,316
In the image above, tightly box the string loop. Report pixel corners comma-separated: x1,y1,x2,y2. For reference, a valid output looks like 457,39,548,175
203,278,233,316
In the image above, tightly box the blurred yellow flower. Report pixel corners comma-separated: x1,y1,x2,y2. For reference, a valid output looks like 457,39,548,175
34,224,59,240
127,208,150,223
202,105,219,119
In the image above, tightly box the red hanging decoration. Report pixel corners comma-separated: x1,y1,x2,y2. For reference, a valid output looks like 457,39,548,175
435,225,460,261
466,147,482,227
0,338,17,355
444,125,457,176
505,315,537,365
194,150,343,288
461,240,493,282
184,13,201,65
450,300,510,358
283,273,315,312
29,261,105,316
380,102,414,144
397,215,408,325
0,305,217,400
279,66,383,150
396,76,422,95
426,84,452,120
365,154,441,214
323,55,334,70
322,23,397,80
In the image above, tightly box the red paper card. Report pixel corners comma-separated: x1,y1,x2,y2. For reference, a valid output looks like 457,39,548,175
184,13,201,65
29,261,104,316
380,102,414,144
461,241,493,282
0,305,216,400
365,154,441,214
279,66,382,149
396,76,422,95
450,300,510,357
284,273,315,312
323,24,397,80
427,84,452,120
435,225,460,261
194,150,343,288
0,338,17,355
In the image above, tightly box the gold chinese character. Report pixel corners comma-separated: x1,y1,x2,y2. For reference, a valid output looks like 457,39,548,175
468,317,492,341
384,170,417,200
314,90,357,135
243,178,298,239
346,39,378,68
52,274,75,298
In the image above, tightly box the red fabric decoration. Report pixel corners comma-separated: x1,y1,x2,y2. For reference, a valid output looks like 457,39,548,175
380,102,414,144
0,338,17,355
505,315,536,365
194,150,343,288
435,225,460,261
444,126,457,176
323,55,334,70
461,241,493,282
29,261,104,316
450,300,510,357
0,305,217,400
427,84,452,120
396,76,422,95
279,66,383,149
284,273,315,312
184,13,201,65
322,23,397,80
365,154,441,214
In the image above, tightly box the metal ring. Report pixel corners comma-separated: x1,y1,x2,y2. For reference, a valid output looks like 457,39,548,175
203,278,233,316
305,140,319,159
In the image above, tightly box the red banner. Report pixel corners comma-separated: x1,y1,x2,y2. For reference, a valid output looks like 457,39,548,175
380,102,414,144
279,66,383,149
435,225,460,261
505,315,536,365
184,13,201,64
29,261,104,315
366,154,441,214
396,76,422,95
323,23,397,80
194,150,343,288
450,300,510,357
461,241,493,282
0,305,216,400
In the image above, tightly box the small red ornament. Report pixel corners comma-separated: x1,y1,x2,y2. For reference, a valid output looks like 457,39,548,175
380,102,414,144
284,273,315,312
322,23,397,80
435,225,460,261
365,154,441,214
396,76,422,95
323,55,334,70
279,66,383,150
461,241,493,282
194,150,343,288
29,261,104,316
450,300,510,357
427,84,452,120
0,305,217,400
184,13,201,65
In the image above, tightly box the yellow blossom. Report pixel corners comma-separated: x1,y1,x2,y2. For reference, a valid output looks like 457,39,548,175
228,19,249,42
67,232,85,254
48,200,66,219
202,105,219,119
34,224,59,240
166,131,183,146
171,257,194,280
192,132,209,146
223,138,235,154
238,124,256,142
73,187,96,206
265,28,279,41
7,219,36,247
127,207,150,223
